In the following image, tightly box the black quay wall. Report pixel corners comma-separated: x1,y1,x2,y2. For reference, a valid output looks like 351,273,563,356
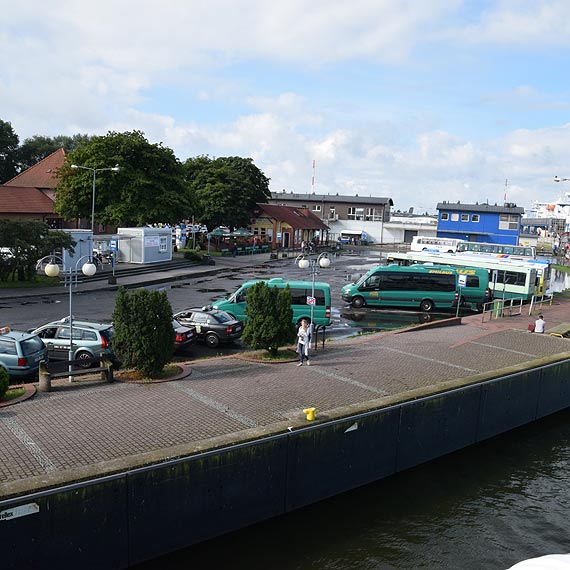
2,359,570,569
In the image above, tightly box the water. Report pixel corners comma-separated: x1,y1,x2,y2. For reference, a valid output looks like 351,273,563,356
135,409,570,570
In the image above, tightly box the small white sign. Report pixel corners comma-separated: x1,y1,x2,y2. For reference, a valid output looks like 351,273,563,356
0,503,40,522
306,296,316,306
458,274,467,288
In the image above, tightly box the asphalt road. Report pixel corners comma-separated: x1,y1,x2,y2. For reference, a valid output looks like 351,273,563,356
0,250,462,360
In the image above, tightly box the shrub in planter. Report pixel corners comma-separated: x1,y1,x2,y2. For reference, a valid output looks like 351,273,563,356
184,251,202,263
0,367,9,400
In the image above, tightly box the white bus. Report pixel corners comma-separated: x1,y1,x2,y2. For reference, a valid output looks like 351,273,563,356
456,241,536,260
410,236,462,253
385,251,547,302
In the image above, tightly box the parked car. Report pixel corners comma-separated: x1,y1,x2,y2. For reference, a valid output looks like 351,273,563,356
172,319,196,351
0,326,48,380
173,307,243,348
30,318,115,368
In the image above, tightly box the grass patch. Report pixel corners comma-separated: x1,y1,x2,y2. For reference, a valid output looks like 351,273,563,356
553,264,570,274
0,276,60,289
1,386,25,402
249,348,298,362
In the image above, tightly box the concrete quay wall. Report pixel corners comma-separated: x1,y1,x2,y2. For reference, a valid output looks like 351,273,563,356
2,358,570,569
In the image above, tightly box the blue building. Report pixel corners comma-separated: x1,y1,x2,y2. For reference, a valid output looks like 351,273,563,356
436,202,524,245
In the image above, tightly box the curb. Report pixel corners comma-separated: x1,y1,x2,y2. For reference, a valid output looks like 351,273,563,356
0,384,37,407
114,363,192,384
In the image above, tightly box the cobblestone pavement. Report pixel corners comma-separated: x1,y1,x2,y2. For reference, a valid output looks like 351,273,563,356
2,260,570,499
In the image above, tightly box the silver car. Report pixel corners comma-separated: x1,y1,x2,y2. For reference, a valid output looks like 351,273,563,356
31,318,115,368
0,327,48,379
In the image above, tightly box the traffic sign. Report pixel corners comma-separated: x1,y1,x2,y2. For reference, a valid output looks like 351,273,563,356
306,296,316,306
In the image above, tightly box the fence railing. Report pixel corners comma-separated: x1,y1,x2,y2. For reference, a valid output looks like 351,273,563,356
528,293,554,316
481,297,524,322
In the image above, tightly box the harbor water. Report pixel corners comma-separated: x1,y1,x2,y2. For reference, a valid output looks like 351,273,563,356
136,409,570,570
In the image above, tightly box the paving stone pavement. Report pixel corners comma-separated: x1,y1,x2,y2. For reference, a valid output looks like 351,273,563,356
2,293,570,500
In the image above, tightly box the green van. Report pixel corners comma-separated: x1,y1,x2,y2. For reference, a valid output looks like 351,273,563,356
340,264,491,312
213,278,332,326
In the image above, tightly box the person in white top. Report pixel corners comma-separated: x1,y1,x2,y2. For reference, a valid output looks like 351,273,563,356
534,314,545,334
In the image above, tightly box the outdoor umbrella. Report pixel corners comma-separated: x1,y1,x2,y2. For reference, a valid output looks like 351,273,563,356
208,227,230,237
229,227,253,237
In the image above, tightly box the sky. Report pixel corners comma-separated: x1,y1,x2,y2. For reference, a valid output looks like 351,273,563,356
2,0,570,214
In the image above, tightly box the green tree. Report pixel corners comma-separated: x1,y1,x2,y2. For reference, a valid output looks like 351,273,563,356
0,119,20,183
0,366,8,399
183,155,270,229
241,282,296,356
111,287,175,377
17,134,91,170
55,130,190,227
0,220,75,281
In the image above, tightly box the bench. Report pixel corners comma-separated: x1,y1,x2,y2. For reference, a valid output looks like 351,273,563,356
245,246,253,255
38,356,115,393
261,245,270,253
236,247,245,255
221,248,231,256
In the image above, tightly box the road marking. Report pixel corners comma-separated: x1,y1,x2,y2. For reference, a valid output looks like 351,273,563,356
470,341,538,357
172,384,257,428
310,367,389,395
2,417,57,473
360,344,479,372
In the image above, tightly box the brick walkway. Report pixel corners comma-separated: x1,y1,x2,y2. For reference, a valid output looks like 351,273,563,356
2,294,570,500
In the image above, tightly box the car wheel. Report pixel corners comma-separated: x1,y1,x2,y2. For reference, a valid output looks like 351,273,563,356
420,299,434,312
75,351,94,368
352,296,365,309
205,333,220,348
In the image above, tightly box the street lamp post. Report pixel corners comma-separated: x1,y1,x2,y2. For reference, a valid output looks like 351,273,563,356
71,163,120,234
295,251,331,347
37,254,97,382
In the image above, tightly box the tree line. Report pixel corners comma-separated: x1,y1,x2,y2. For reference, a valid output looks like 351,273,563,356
0,119,271,231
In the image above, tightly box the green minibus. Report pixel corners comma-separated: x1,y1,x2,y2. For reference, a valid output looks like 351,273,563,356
213,278,332,326
340,264,491,312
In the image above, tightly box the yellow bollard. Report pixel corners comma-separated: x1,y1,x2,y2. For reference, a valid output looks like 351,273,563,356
303,407,316,421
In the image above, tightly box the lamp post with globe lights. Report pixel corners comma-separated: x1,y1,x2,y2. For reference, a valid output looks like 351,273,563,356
295,251,331,347
36,254,97,381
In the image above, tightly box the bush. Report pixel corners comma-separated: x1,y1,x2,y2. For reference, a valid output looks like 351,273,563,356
183,251,202,263
111,287,175,377
241,282,296,356
0,367,9,400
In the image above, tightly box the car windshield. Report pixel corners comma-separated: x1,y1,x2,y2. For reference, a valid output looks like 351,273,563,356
21,336,46,355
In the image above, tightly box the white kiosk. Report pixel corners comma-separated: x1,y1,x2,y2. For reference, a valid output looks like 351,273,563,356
117,227,172,264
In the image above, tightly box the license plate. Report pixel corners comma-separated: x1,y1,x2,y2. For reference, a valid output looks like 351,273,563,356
235,326,242,332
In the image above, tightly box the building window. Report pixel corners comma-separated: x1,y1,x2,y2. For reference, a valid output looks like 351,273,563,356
328,207,336,219
441,213,449,221
366,208,382,221
499,214,519,230
451,213,459,222
312,205,321,212
461,214,469,222
472,214,480,223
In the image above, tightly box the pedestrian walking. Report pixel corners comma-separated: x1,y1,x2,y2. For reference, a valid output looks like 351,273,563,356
296,319,311,366
535,314,545,334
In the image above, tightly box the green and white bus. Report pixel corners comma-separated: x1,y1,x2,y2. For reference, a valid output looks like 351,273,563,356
213,278,332,326
384,251,545,301
341,264,491,312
